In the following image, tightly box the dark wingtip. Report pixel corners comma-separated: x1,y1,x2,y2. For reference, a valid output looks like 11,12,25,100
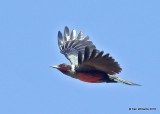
96,51,104,58
65,26,69,30
64,26,69,34
58,31,62,38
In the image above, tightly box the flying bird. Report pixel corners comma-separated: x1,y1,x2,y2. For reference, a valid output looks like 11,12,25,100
51,26,140,85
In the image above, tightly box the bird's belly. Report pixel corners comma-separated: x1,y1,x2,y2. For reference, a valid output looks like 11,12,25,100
78,73,105,83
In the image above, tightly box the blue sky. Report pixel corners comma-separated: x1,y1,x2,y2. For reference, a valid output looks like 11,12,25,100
0,0,160,114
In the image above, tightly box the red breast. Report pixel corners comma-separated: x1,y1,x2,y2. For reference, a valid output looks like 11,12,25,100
78,73,104,83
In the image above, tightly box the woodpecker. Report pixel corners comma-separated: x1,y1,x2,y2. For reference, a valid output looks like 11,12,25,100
51,26,140,85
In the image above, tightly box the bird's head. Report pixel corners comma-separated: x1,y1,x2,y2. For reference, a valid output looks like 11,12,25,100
50,63,71,73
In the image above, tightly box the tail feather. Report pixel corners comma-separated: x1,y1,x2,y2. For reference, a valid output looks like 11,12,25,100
108,75,141,86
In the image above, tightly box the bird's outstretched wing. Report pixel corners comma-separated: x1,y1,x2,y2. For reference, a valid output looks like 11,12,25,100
77,47,122,75
58,26,97,65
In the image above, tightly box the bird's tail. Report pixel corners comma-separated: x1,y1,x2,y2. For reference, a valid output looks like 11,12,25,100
108,75,141,86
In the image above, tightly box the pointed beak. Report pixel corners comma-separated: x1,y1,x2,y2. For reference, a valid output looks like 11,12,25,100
50,65,59,69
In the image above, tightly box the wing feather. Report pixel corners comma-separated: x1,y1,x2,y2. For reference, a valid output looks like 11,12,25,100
71,29,76,40
78,51,83,65
84,47,90,62
64,26,70,41
77,47,122,75
58,26,97,65
58,31,63,50
77,32,83,40
90,49,97,59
